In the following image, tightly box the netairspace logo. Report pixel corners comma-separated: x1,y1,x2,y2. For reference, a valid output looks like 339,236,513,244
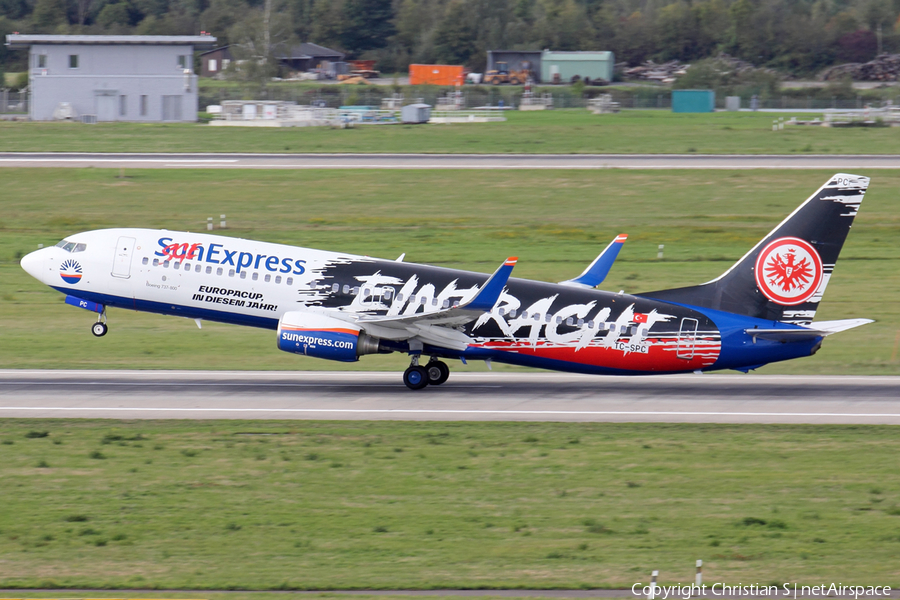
631,583,892,600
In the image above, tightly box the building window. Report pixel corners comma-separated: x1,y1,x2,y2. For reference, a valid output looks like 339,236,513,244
208,59,217,72
119,95,127,116
222,59,230,70
177,55,188,69
36,54,47,68
140,95,148,116
68,55,79,69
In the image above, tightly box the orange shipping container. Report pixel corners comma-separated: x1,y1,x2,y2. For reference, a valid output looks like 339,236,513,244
409,64,465,86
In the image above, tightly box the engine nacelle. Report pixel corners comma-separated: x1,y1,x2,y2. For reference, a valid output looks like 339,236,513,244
277,311,385,362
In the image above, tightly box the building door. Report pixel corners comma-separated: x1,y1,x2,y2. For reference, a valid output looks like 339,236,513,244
111,236,136,279
162,95,183,121
95,91,118,121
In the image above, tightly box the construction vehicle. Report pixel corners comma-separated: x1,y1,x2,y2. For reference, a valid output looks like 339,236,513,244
484,61,531,85
347,59,380,79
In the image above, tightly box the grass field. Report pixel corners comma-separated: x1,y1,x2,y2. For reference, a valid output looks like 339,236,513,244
2,111,900,154
1,419,899,589
1,168,898,374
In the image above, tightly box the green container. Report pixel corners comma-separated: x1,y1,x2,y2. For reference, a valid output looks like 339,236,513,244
672,90,715,113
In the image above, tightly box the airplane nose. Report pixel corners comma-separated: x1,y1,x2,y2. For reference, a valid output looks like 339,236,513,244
20,250,46,283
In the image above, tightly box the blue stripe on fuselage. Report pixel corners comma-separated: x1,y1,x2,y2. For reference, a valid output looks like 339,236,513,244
51,287,280,330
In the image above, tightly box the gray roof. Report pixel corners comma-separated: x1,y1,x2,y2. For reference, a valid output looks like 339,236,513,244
274,42,344,60
5,34,218,50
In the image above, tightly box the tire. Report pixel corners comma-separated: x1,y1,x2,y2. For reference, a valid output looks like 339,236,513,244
426,361,450,386
92,322,108,337
403,365,429,390
510,77,520,85
491,77,501,85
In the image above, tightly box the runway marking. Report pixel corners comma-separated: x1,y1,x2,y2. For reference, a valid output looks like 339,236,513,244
0,158,238,163
2,407,899,417
0,382,502,389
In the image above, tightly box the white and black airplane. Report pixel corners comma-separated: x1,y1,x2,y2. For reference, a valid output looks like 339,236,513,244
20,173,872,389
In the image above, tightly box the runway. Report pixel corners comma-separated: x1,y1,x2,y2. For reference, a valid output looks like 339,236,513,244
2,370,898,423
1,152,900,169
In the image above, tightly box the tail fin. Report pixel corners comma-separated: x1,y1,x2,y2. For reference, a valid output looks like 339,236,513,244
639,173,869,325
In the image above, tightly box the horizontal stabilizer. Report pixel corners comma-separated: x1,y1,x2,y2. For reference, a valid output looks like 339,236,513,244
560,234,627,288
746,318,872,342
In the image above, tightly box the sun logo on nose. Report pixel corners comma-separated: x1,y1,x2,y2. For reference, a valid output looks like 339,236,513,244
60,259,83,284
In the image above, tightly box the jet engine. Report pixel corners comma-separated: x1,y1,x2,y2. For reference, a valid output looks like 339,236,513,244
276,311,388,362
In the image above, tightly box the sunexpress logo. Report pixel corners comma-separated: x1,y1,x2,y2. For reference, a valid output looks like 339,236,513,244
155,237,306,275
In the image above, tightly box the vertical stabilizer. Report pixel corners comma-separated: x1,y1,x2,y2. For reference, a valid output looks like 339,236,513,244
639,174,869,324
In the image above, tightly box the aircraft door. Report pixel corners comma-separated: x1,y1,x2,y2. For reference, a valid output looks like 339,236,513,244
676,317,699,359
111,236,136,278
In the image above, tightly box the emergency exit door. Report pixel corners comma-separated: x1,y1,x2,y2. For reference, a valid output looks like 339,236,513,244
676,317,699,360
111,236,136,278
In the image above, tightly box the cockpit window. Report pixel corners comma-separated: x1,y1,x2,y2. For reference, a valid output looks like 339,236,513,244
55,240,87,253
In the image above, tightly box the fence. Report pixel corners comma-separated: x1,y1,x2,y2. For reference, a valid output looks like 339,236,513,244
200,84,900,113
0,89,29,114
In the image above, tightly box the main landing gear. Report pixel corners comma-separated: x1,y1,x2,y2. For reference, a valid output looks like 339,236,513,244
403,356,451,390
91,309,108,337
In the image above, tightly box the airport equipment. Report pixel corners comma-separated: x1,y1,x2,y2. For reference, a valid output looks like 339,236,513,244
672,89,715,113
484,62,531,85
401,103,431,123
409,64,464,86
696,559,702,586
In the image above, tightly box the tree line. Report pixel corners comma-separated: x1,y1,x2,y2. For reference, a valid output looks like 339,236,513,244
3,0,900,78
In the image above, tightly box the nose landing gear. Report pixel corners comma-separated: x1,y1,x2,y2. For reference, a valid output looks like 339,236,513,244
91,309,108,337
403,355,451,390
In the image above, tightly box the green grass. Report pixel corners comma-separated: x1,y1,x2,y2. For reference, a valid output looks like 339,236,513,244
1,420,899,589
1,168,898,374
1,110,898,154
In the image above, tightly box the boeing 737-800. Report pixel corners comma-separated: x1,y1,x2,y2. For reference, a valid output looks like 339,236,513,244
20,173,872,389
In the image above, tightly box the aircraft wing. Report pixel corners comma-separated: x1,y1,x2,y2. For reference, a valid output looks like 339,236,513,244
348,257,518,350
559,234,627,288
745,318,873,342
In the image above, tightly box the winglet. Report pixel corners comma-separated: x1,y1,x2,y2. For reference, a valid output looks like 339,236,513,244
463,257,517,311
560,234,627,288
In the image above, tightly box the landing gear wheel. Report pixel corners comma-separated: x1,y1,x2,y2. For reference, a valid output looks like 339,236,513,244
403,365,429,390
92,322,108,337
426,360,450,386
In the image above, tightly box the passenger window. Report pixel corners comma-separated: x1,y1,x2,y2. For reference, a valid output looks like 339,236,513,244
442,299,450,309
432,298,438,306
264,274,271,282
577,318,584,327
533,313,540,321
566,317,574,326
609,324,616,332
331,283,339,293
363,288,371,296
74,243,87,252
252,272,259,281
410,295,417,304
173,262,180,270
228,269,235,277
163,261,169,268
240,271,247,279
153,258,159,266
556,316,562,324
509,309,517,318
521,311,528,319
195,264,201,273
351,286,359,295
396,293,404,302
206,266,212,274
498,307,506,316
275,275,282,284
343,285,350,294
184,262,190,270
216,267,223,275
384,288,393,299
142,257,149,265
286,277,293,285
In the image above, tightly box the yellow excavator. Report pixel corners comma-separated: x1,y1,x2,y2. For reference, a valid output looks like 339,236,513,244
484,61,531,85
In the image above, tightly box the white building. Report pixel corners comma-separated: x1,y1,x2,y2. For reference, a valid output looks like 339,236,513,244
5,34,217,122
